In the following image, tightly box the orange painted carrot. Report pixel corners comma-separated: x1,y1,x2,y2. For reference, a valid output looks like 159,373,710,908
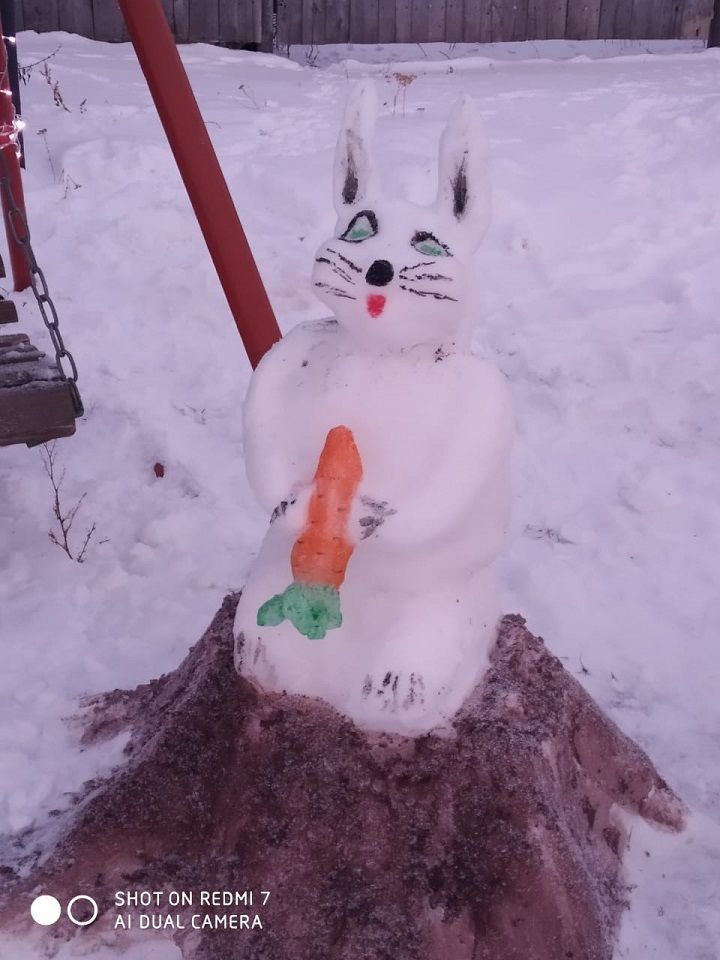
257,425,363,639
291,425,363,588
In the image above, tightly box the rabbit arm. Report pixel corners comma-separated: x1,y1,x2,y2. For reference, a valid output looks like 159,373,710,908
354,365,513,557
242,323,323,514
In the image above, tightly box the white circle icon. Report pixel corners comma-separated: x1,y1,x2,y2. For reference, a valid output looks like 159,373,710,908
66,894,99,927
30,895,62,926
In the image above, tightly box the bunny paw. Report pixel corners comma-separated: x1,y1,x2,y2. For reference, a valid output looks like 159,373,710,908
358,495,397,540
269,497,296,523
361,670,425,711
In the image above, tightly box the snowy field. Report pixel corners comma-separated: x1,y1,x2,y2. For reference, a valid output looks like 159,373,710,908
0,30,719,958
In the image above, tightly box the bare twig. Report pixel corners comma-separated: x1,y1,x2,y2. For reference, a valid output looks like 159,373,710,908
36,128,57,182
19,44,62,85
40,443,97,562
390,72,415,116
77,523,97,564
238,84,259,109
40,62,71,113
61,171,82,198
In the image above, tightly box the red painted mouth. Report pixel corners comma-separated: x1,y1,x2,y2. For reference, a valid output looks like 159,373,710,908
367,294,386,318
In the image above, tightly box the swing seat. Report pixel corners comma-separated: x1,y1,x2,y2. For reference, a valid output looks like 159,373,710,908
0,332,78,447
0,299,18,324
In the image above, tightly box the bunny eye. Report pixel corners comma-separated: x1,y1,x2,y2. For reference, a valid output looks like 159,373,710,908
411,231,451,258
340,211,378,243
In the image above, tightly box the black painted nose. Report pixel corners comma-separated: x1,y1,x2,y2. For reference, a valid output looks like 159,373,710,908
365,259,394,287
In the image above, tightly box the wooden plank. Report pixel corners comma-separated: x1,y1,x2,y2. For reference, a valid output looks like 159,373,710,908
668,0,686,35
427,0,446,41
483,0,497,41
326,0,352,43
0,300,18,324
58,0,94,38
445,0,464,41
546,0,569,36
494,0,527,43
508,0,529,40
495,0,509,39
395,0,412,40
217,0,238,44
410,0,429,41
0,332,31,348
259,0,273,48
174,0,190,42
253,0,264,44
0,333,60,387
21,0,59,33
631,0,659,37
598,0,621,38
348,0,380,43
652,0,677,38
527,0,551,39
0,378,76,446
188,0,219,42
608,0,633,36
0,337,44,363
466,0,496,39
710,0,720,44
678,0,714,38
463,0,484,40
377,0,395,41
218,0,256,44
488,0,505,40
90,0,127,41
276,0,300,44
302,0,311,43
565,0,602,39
300,0,324,43
313,0,325,43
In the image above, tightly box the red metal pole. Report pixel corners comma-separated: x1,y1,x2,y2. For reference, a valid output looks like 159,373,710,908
0,15,31,292
117,0,281,368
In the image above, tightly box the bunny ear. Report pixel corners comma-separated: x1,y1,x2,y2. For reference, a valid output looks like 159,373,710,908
333,81,378,215
436,97,490,252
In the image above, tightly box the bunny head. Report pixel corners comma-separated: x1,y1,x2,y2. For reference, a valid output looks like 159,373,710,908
312,82,490,352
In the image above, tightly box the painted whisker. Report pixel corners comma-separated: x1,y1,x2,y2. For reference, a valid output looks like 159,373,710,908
399,284,458,302
314,281,357,300
400,261,435,273
326,248,363,273
399,272,453,282
315,256,356,285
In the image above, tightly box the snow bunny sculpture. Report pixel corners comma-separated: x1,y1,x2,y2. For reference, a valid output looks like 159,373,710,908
234,82,513,735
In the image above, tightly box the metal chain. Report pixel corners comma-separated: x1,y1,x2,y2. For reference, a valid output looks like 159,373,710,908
0,145,83,416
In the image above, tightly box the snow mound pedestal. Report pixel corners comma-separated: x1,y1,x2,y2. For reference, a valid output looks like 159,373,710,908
0,594,683,959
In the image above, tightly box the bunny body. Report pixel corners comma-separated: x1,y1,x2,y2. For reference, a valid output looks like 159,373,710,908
234,86,513,735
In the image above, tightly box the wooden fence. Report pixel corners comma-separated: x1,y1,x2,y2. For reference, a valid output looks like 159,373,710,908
12,0,718,47
14,0,267,44
278,0,716,44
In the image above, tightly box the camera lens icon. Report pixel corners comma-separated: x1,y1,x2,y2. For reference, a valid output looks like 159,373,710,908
30,893,99,927
67,894,99,926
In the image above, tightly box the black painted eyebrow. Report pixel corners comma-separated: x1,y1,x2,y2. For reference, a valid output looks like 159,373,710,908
411,231,452,256
340,210,379,241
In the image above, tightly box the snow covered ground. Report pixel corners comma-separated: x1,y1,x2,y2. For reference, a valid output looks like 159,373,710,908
0,31,719,959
